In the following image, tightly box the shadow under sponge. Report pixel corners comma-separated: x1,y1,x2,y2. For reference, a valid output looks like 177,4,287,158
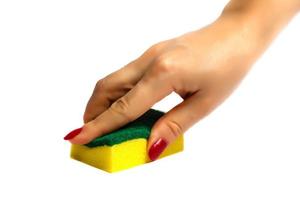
70,109,184,173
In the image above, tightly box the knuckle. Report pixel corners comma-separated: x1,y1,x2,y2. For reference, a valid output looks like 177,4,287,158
95,78,107,92
109,97,133,121
165,120,183,139
148,43,165,55
153,54,177,76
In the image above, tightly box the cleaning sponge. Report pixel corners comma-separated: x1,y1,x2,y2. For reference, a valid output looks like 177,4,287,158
70,109,184,173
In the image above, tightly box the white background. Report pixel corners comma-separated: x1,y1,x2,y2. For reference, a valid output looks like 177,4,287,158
0,0,299,199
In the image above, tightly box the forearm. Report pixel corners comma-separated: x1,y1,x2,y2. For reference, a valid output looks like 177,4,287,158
221,0,300,48
199,0,299,67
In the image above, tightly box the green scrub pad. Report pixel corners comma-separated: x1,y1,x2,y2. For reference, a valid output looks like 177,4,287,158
85,109,164,147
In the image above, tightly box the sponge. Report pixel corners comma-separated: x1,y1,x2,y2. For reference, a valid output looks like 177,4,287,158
70,109,184,173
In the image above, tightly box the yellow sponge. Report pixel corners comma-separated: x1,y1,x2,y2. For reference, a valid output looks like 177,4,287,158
71,135,183,173
70,109,184,173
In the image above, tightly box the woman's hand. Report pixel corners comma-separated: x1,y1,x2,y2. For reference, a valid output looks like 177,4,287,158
64,0,299,161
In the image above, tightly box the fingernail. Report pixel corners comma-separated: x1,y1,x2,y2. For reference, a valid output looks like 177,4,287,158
148,138,168,161
64,127,82,140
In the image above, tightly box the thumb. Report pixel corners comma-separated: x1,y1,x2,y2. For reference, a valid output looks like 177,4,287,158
147,92,213,161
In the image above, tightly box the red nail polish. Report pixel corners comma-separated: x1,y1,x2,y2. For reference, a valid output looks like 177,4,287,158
148,138,168,161
64,127,82,140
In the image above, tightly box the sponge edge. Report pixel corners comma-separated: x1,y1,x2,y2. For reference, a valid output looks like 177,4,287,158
71,135,184,173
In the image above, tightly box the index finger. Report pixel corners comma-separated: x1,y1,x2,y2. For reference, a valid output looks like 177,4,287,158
83,42,169,123
70,69,173,144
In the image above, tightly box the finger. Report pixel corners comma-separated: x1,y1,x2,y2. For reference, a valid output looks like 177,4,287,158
83,43,167,123
70,70,174,144
147,91,215,161
83,61,142,123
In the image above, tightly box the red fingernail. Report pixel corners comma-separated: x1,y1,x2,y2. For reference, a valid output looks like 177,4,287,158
148,138,168,161
64,127,82,140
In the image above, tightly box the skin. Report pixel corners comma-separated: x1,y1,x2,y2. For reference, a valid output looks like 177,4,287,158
68,0,300,157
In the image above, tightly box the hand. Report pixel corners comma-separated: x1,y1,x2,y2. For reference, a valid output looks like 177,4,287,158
64,1,298,160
